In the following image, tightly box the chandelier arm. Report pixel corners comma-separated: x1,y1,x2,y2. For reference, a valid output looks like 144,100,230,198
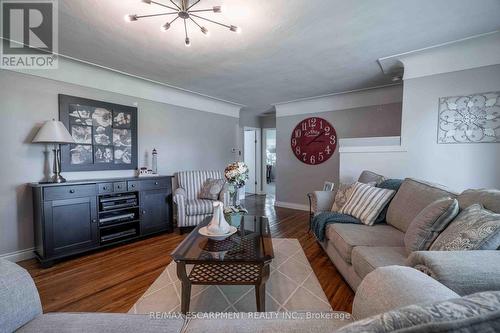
137,12,179,19
168,15,180,25
187,0,202,10
188,17,202,29
188,9,217,13
183,19,189,39
189,13,231,29
168,0,181,10
150,1,179,11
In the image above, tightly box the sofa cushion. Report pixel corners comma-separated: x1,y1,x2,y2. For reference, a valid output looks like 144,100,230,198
357,170,385,185
352,246,408,279
458,188,500,213
198,178,225,200
374,179,404,224
340,182,396,226
326,224,405,264
184,312,353,333
404,198,459,253
186,199,214,215
341,291,500,333
430,204,500,251
16,313,185,333
386,178,457,232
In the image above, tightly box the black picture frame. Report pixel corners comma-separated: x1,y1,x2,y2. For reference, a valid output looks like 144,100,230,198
59,94,138,171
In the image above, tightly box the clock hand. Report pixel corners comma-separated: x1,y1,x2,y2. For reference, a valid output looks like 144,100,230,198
307,132,324,145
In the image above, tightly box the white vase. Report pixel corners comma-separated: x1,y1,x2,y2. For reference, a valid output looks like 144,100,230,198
207,201,231,235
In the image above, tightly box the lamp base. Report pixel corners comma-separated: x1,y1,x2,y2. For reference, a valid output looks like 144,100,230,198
51,173,67,183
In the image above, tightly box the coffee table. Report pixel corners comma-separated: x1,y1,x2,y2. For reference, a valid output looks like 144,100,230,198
171,215,274,313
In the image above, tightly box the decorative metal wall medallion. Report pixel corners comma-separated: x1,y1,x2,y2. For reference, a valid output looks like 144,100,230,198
438,91,500,144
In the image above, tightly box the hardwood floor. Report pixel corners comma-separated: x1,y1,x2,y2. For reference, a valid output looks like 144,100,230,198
19,194,354,314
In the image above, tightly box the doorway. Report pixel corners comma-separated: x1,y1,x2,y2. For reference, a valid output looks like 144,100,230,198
243,127,261,196
263,129,276,195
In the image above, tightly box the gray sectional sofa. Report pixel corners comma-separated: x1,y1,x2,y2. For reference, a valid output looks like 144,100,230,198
2,259,500,332
311,171,500,293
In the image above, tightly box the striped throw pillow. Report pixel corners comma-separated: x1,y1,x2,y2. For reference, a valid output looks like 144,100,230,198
340,182,396,225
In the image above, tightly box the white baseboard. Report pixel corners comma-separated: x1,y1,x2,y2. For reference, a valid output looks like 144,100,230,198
274,201,309,212
0,248,35,262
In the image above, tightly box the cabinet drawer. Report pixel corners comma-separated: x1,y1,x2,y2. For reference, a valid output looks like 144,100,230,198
44,184,97,201
127,181,140,191
98,183,113,194
141,179,170,191
113,182,127,192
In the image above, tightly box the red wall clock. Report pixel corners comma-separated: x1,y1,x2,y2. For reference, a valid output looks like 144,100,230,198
291,117,337,165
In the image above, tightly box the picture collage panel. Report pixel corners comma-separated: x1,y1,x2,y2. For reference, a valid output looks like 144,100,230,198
69,105,133,165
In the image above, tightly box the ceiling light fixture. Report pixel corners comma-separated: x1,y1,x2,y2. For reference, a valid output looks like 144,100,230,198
125,0,240,47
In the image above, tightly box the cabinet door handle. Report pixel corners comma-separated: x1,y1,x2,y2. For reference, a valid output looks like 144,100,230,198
103,187,107,190
142,210,146,215
69,189,75,194
92,219,97,223
117,185,121,189
131,185,136,188
155,181,159,185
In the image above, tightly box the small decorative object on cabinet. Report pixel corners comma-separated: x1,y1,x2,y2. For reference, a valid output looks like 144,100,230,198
30,176,173,267
291,117,337,165
32,119,76,183
152,148,158,174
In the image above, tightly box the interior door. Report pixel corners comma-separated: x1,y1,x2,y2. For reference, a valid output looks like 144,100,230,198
244,130,257,194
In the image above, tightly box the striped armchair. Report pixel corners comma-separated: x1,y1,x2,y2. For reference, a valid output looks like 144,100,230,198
174,170,230,229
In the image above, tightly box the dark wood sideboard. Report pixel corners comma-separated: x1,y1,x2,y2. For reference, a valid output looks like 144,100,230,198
30,176,173,267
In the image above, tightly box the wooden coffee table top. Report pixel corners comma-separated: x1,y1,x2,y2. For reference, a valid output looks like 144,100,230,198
171,215,274,265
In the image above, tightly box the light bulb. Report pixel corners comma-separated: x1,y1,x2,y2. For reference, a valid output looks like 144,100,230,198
213,6,222,13
161,22,171,31
229,25,241,33
185,37,191,47
201,27,209,35
124,14,138,22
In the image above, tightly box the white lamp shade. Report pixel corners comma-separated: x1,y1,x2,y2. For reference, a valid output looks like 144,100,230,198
32,119,75,144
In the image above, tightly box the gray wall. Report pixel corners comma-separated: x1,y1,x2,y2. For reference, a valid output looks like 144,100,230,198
276,103,402,206
400,64,500,189
0,70,238,256
260,115,276,129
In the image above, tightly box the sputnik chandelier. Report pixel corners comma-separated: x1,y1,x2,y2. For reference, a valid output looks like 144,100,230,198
125,0,240,47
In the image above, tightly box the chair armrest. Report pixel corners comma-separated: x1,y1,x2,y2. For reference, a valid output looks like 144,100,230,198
0,260,42,332
352,266,458,320
311,190,336,214
173,188,186,204
406,250,500,296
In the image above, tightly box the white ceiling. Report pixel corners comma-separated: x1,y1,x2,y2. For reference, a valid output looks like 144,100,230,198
59,0,500,111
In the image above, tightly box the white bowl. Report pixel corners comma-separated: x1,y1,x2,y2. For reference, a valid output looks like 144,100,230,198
198,226,237,241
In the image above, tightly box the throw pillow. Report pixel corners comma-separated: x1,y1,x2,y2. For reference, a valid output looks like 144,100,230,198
331,183,355,212
374,179,404,224
340,182,396,226
404,198,459,253
430,204,500,251
198,178,225,201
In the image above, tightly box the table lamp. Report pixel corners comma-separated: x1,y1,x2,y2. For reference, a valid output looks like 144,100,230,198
32,119,75,183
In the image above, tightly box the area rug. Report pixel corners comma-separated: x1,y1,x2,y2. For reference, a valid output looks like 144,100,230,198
129,238,332,313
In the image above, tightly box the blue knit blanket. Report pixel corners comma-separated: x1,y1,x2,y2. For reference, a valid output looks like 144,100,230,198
311,212,361,242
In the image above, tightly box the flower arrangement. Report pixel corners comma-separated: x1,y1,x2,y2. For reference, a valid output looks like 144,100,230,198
224,162,249,210
224,162,249,189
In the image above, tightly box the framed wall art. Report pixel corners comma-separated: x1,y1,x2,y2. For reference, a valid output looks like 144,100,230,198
59,94,138,171
438,91,500,144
